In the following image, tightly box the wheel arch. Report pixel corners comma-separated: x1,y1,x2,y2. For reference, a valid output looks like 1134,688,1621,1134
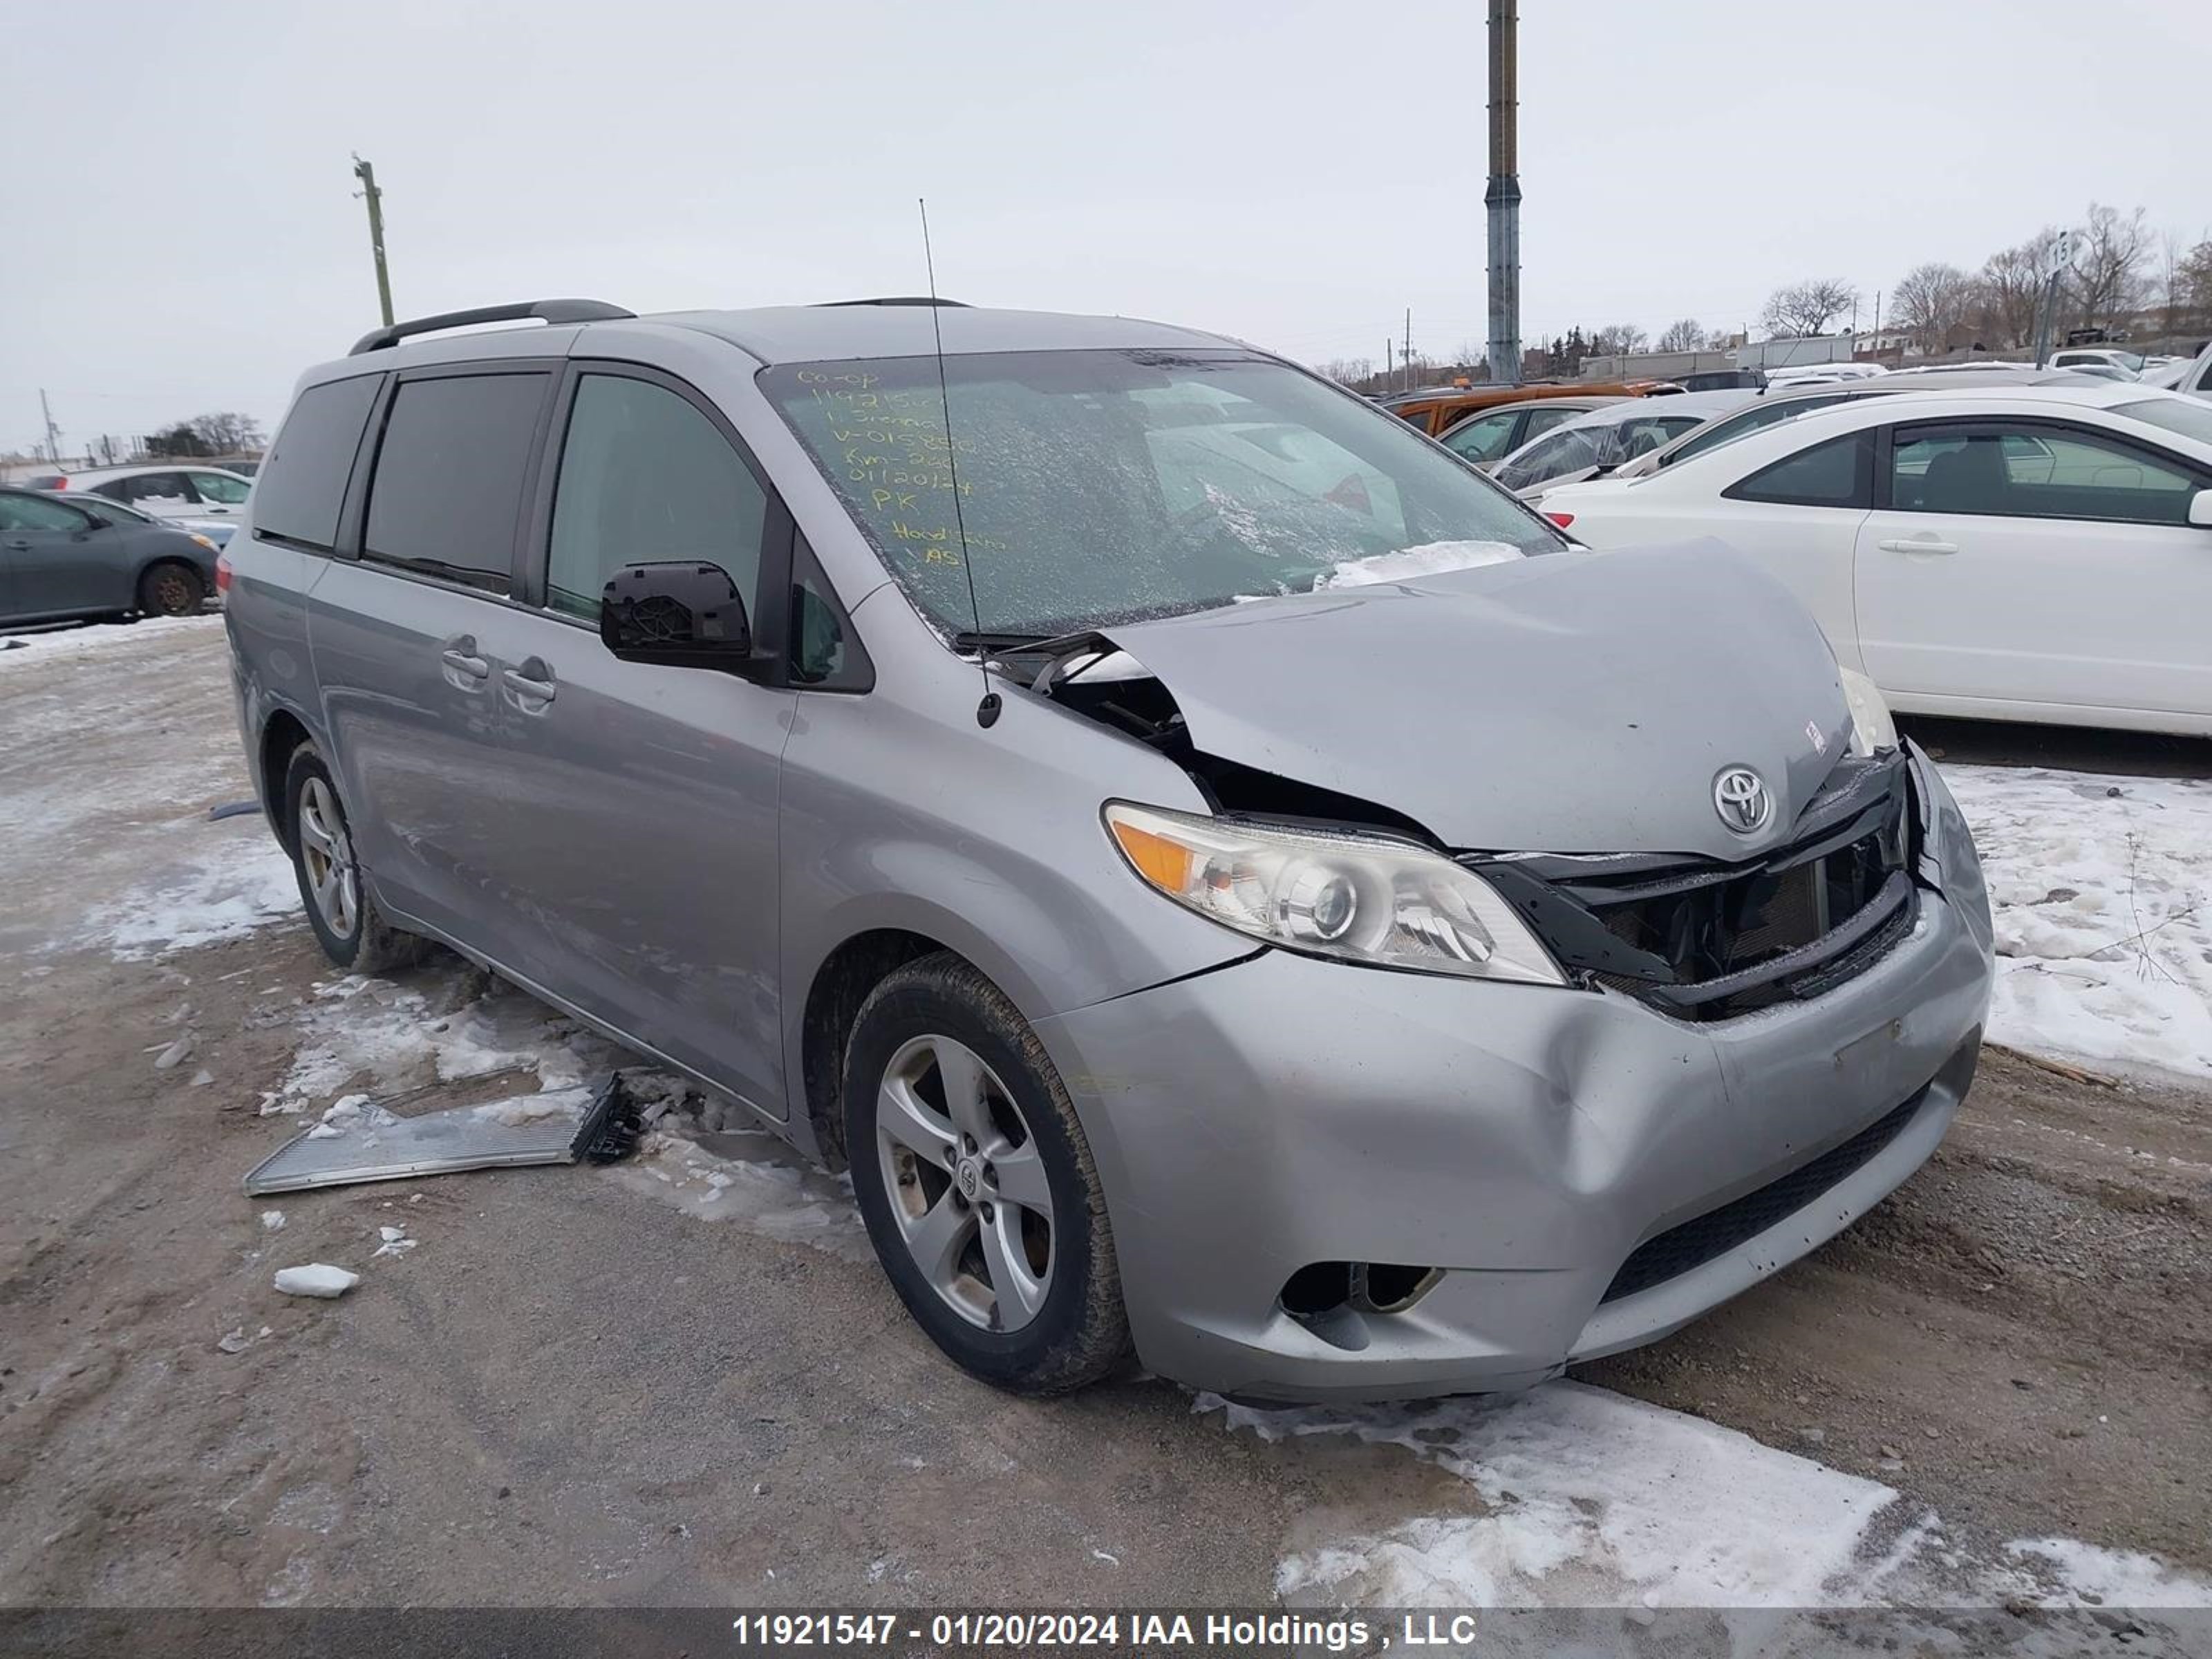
258,707,315,853
796,927,966,1171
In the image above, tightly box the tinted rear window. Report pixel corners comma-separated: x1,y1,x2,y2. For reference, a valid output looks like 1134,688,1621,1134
254,375,380,550
364,373,547,594
1726,431,1871,507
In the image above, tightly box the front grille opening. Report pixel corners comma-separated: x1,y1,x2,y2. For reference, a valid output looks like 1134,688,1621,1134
1600,1089,1925,1304
1473,750,1918,1023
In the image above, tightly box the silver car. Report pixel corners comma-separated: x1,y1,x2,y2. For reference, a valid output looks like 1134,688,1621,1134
225,298,1996,1401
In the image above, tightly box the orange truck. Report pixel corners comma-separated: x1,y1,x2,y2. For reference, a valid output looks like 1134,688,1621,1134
1380,379,1683,438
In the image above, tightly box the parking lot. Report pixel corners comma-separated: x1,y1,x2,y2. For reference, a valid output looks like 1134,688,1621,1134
2,615,2207,1622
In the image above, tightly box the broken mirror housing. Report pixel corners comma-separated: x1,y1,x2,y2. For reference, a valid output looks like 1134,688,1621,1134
1103,801,1565,984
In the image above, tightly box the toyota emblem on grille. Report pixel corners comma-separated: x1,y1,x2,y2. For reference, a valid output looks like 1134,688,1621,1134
1713,766,1773,834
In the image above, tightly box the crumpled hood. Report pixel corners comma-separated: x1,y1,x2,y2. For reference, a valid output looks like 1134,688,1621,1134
1102,540,1854,860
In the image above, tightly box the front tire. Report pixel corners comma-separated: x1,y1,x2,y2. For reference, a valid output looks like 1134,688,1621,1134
281,743,429,974
845,953,1130,1394
137,561,204,617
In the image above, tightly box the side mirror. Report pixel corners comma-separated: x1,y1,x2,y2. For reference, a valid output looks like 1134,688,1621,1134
601,561,758,674
2190,489,2212,529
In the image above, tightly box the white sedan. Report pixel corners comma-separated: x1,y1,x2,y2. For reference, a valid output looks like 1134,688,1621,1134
1540,383,2212,735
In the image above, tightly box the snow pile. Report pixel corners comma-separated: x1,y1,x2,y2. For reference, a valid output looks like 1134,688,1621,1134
0,615,220,666
1941,765,2212,1080
272,1264,358,1299
1203,1380,2212,1616
1319,540,1524,589
1217,1383,1887,1607
260,966,868,1259
611,1093,871,1262
259,974,628,1116
85,832,298,960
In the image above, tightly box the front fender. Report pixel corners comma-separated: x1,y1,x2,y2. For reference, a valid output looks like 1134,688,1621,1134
775,678,1252,1139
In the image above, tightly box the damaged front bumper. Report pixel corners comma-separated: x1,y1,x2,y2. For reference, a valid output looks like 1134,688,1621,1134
1035,751,1994,1403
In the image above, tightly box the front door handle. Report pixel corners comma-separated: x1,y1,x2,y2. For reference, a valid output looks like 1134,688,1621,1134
1,538,28,551
500,658,557,709
1877,536,1959,554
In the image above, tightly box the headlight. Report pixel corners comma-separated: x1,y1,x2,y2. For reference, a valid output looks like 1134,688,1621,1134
1103,802,1564,984
1838,666,1897,756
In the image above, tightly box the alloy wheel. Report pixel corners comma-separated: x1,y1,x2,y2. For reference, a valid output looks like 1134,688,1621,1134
149,570,196,614
297,777,359,939
875,1033,1055,1332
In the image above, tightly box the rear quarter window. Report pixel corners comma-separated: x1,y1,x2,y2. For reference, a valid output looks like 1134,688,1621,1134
254,375,382,551
1724,431,1873,507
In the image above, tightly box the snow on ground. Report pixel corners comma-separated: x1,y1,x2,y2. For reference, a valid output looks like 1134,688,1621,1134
609,1109,870,1261
0,614,218,666
1940,765,2212,1081
256,967,867,1259
82,827,298,959
261,973,632,1115
1203,1381,2212,1621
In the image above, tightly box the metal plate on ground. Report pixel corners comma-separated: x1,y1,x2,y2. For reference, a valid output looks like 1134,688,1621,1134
243,1075,631,1195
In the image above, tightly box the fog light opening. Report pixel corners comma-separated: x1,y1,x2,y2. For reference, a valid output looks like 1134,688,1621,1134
1279,1261,1354,1319
1353,1262,1441,1314
1278,1260,1441,1324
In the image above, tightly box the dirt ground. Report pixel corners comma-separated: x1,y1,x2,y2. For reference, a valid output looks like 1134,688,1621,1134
2,619,2209,1609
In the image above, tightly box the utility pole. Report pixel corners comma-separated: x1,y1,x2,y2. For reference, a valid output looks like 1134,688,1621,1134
1404,308,1413,393
352,153,395,328
2031,230,2074,367
39,389,60,464
1484,0,1522,387
1385,339,1394,392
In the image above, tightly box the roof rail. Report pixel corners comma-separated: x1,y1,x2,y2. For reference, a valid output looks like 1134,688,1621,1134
817,296,970,308
348,298,635,356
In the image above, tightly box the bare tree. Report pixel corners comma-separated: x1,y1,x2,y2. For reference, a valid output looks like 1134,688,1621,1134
2181,238,2212,317
2070,203,2152,330
1978,230,2063,348
1590,322,1649,357
1317,357,1374,387
1891,262,1977,356
1656,317,1706,353
185,411,266,454
1758,279,1857,339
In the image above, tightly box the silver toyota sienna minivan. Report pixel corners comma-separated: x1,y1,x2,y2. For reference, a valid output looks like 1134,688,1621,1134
225,297,1996,1401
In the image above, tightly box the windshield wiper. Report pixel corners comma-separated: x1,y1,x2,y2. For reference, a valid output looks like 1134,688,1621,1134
953,629,1058,652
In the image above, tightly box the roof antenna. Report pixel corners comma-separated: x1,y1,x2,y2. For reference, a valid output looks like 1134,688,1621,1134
919,197,1000,729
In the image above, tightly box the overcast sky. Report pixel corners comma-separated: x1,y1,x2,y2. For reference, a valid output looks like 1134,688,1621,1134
2,0,2204,455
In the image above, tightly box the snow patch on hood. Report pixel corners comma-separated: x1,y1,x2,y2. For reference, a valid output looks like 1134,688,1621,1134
1315,540,1526,589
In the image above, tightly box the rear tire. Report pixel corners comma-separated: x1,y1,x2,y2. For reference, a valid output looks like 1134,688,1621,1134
281,742,430,974
137,561,203,617
844,953,1130,1395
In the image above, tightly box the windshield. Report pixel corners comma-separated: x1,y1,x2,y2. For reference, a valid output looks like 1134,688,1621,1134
50,493,151,525
1492,411,1702,491
762,349,1561,637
